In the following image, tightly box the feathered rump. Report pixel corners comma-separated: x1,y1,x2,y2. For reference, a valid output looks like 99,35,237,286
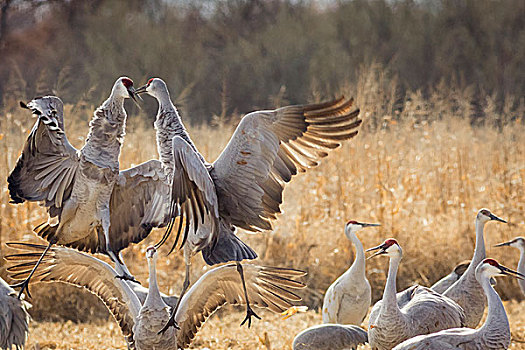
202,228,257,265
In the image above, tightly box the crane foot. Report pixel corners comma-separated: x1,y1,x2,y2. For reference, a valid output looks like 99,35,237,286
158,317,180,335
115,273,141,285
240,305,260,328
10,279,32,299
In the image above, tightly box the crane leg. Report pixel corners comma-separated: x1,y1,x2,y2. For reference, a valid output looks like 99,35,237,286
10,240,53,299
237,262,260,327
158,262,190,334
101,208,138,283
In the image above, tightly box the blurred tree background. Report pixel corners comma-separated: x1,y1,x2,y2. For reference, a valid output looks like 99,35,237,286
0,0,523,123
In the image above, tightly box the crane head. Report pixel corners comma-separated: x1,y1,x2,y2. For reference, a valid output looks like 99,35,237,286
494,236,525,250
344,220,380,236
113,77,141,105
366,238,401,260
135,77,168,99
478,258,525,280
453,260,471,276
146,246,157,260
477,208,506,224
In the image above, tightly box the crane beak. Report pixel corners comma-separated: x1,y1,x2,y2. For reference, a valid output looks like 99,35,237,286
489,213,507,223
19,101,30,109
498,264,525,280
366,244,387,260
494,240,513,247
135,84,148,94
361,223,381,228
127,86,143,106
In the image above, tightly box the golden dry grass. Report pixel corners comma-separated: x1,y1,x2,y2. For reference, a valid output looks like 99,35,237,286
23,303,525,349
0,78,524,348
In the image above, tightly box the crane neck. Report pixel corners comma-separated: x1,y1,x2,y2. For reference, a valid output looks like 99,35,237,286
82,93,127,171
472,219,487,266
153,93,205,176
144,257,163,307
517,246,525,294
477,275,510,341
381,255,403,315
462,219,487,280
347,229,366,277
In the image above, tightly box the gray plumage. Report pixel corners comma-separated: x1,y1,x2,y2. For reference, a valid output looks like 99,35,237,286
5,243,306,349
7,78,176,284
322,221,378,325
367,239,465,350
430,260,470,294
137,78,362,328
293,324,368,350
0,278,30,350
140,78,362,266
495,236,525,297
442,209,507,328
393,259,521,350
7,79,147,280
368,261,470,323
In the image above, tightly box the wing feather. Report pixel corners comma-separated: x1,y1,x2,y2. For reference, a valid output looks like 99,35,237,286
156,136,219,254
212,97,361,232
4,243,140,343
108,160,171,253
175,264,306,348
7,97,79,219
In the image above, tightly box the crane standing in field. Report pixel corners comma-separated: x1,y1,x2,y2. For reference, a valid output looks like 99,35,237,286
430,260,470,294
368,209,504,321
495,236,525,297
134,78,362,331
0,277,30,350
366,239,465,350
393,258,524,350
322,220,379,325
442,209,507,328
6,243,305,350
7,77,142,297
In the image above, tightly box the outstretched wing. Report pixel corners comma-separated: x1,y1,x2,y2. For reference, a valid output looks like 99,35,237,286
156,136,219,254
5,243,141,344
212,97,361,231
175,264,306,348
108,160,171,253
8,97,79,218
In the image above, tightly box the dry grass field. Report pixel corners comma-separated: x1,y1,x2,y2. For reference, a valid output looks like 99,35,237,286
0,75,524,348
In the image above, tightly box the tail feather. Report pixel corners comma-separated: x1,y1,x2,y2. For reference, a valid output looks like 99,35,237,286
202,229,257,265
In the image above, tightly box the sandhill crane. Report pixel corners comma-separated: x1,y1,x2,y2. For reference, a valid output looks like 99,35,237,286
322,220,379,325
430,260,470,294
442,208,506,328
366,239,465,350
134,78,362,331
495,236,525,296
6,243,306,350
5,78,180,297
392,258,524,350
293,324,368,350
0,277,30,350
